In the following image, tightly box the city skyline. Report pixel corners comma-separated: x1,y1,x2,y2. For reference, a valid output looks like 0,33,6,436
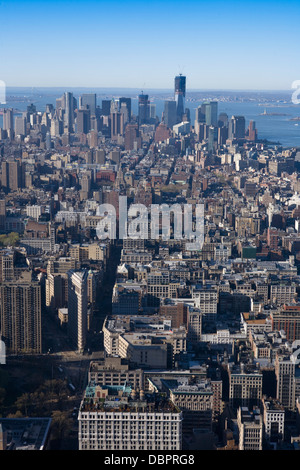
0,0,299,90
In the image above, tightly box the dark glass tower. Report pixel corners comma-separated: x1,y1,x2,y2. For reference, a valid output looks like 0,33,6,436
174,74,186,123
138,93,150,125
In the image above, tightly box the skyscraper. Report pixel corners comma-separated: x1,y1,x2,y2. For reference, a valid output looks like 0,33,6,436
164,100,177,129
64,92,75,133
1,160,22,192
77,109,91,134
119,97,131,122
15,115,27,137
205,101,218,127
68,270,88,352
101,100,111,116
110,110,124,140
79,93,96,115
138,92,150,125
3,108,13,136
174,74,186,123
0,273,42,354
228,115,246,140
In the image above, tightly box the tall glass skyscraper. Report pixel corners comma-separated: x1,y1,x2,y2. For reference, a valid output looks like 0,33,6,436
138,93,150,125
164,100,177,129
174,74,186,123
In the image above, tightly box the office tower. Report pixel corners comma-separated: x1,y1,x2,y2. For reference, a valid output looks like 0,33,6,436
45,272,68,313
63,91,75,133
207,125,217,152
195,105,206,123
27,103,36,115
124,122,141,151
187,307,202,343
79,93,96,115
228,363,263,409
78,384,182,450
205,101,218,126
247,120,257,141
110,110,124,140
101,100,111,116
164,100,177,129
174,74,186,123
14,115,26,137
0,274,42,354
262,397,285,445
87,130,98,148
228,115,246,140
150,103,156,119
218,112,228,127
77,109,90,134
138,92,150,125
119,97,131,121
45,132,51,150
120,102,129,125
3,108,13,136
218,126,228,146
45,104,54,114
275,352,295,410
237,407,263,450
50,117,63,137
68,270,88,352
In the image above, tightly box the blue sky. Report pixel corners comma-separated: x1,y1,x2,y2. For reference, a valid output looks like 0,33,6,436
0,0,299,90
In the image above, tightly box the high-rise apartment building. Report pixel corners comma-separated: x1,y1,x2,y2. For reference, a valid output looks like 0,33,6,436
0,273,42,354
1,160,23,192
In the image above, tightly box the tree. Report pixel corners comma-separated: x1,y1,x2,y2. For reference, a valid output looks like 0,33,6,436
51,410,73,441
